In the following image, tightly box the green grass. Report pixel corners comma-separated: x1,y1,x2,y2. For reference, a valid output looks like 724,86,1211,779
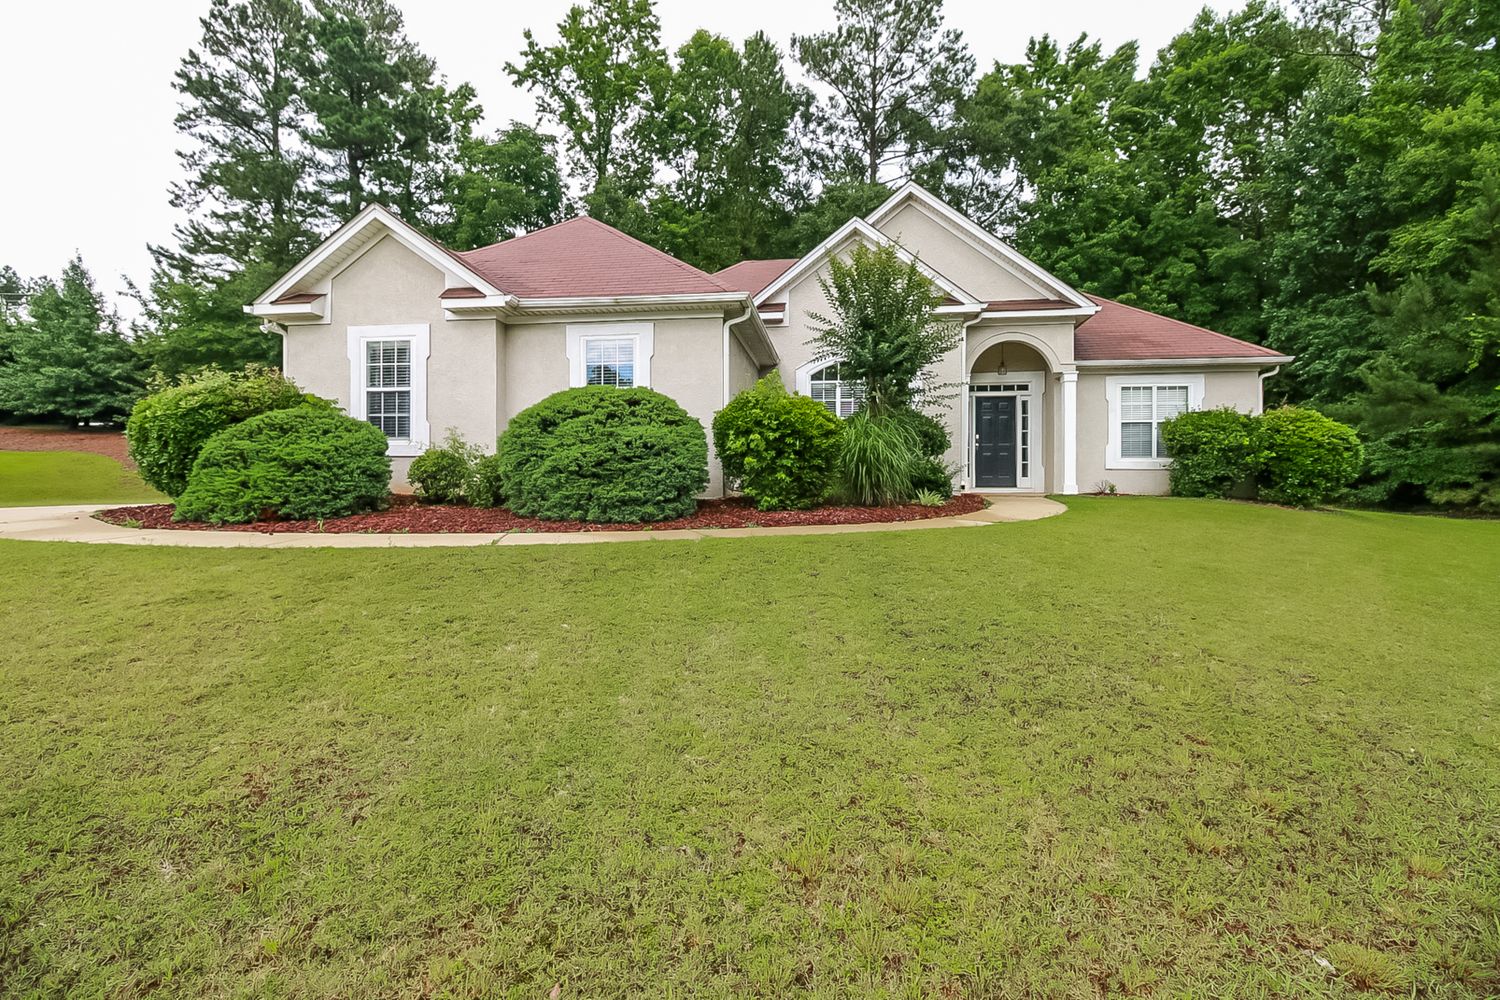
2,497,1498,997
0,450,164,506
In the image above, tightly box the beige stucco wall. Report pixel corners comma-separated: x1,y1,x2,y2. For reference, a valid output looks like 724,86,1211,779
282,234,499,484
873,202,1041,300
1075,368,1265,495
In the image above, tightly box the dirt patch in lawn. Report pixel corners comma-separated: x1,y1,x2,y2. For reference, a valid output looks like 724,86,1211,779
94,493,987,534
0,426,133,466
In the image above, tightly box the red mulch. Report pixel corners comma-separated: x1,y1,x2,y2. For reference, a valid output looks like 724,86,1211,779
0,426,133,465
93,493,987,534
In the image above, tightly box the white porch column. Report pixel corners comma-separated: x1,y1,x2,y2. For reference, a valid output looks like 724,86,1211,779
1060,370,1078,495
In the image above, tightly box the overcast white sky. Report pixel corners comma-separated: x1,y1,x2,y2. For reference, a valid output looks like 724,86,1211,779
0,0,1239,306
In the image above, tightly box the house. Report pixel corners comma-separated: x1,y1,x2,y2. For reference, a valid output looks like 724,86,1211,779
247,183,1291,495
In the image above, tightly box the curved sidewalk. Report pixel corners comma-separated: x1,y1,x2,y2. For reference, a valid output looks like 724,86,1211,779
0,497,1065,548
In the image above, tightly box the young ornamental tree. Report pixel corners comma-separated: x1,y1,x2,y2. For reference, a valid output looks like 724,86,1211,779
805,240,958,414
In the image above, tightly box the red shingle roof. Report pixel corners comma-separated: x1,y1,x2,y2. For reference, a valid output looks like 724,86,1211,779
270,291,324,305
1075,294,1284,361
438,286,485,299
713,258,799,295
456,217,734,299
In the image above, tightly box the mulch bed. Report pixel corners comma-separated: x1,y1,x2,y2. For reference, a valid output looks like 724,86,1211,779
0,426,133,465
94,493,987,534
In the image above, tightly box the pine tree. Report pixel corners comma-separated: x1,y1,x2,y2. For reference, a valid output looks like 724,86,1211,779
0,259,145,424
792,0,973,184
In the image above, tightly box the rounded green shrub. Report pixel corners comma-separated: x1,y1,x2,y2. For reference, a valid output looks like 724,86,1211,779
713,374,843,510
1160,407,1258,498
408,432,482,503
126,366,320,498
174,405,391,523
1251,406,1363,507
467,452,506,508
892,407,950,461
497,387,708,522
909,457,954,499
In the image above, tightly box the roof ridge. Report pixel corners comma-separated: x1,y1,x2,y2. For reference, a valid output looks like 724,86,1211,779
1083,293,1281,355
456,215,589,258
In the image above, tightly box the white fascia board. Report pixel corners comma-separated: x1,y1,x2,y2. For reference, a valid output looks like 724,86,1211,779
514,292,750,311
243,300,326,321
1075,355,1295,368
978,307,1099,322
868,182,1095,310
752,218,980,308
254,204,504,306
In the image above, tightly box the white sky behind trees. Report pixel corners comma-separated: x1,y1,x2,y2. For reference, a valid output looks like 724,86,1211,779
0,0,1240,309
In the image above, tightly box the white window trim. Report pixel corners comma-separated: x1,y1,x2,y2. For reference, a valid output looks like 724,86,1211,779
566,322,653,388
797,359,862,418
1105,374,1204,470
347,324,430,457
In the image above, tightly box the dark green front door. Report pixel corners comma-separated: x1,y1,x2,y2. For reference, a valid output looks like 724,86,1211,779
974,395,1017,488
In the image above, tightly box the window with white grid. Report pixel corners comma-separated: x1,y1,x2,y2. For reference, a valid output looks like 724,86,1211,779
808,363,861,418
1107,376,1202,467
583,337,636,387
365,339,412,439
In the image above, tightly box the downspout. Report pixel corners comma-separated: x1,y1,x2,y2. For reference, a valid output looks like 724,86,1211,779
1258,365,1281,411
722,302,754,408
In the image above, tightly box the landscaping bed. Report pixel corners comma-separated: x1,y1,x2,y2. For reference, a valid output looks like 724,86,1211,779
93,492,987,533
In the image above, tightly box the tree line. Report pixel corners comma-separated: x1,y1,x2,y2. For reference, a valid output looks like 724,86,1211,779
1,0,1495,510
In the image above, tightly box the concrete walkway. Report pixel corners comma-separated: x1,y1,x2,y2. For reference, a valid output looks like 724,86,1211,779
0,496,1065,548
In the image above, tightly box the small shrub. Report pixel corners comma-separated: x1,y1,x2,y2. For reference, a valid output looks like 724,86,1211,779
837,410,919,506
174,405,391,524
713,374,843,510
126,366,319,497
497,386,708,522
891,407,949,461
1160,407,1258,499
914,488,946,508
909,457,954,499
408,431,482,503
1252,406,1363,507
468,452,506,508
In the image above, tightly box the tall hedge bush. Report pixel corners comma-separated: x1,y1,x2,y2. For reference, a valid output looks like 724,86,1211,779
497,387,708,522
713,374,842,510
1252,406,1363,507
1160,408,1258,498
174,405,391,523
126,366,318,497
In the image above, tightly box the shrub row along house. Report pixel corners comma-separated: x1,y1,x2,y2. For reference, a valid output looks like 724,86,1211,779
247,184,1291,494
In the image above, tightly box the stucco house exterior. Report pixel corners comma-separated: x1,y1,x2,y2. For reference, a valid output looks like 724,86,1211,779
247,183,1291,495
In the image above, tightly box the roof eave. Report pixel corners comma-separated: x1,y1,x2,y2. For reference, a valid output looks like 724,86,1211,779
1074,355,1295,368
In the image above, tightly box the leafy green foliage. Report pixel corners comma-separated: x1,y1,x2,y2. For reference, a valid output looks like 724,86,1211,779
125,366,315,498
497,387,707,522
407,431,483,503
504,0,667,210
791,0,973,184
1160,408,1258,499
808,242,958,413
1251,406,1363,508
433,125,566,249
0,258,145,425
836,409,918,506
174,404,390,523
466,452,506,508
712,374,843,510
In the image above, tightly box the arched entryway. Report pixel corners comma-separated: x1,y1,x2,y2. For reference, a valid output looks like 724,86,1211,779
966,340,1050,491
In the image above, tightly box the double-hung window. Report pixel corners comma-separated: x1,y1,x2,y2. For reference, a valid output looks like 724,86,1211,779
348,324,429,456
567,323,653,389
1106,375,1203,468
584,337,636,387
365,340,411,438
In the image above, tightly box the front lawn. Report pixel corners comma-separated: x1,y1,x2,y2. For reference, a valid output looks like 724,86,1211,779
0,450,164,506
2,498,1498,997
